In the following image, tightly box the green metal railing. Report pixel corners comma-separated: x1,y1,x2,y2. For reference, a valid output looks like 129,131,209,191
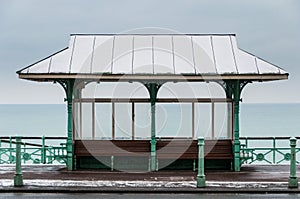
0,136,67,164
1,136,299,166
240,137,300,165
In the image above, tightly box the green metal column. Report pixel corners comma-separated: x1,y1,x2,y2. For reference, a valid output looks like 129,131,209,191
288,137,298,188
233,80,241,172
197,137,205,188
66,80,74,171
14,136,23,187
144,82,161,171
225,82,233,139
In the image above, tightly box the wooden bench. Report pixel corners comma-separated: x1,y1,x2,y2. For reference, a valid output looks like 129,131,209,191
74,139,233,170
156,139,233,160
75,140,151,170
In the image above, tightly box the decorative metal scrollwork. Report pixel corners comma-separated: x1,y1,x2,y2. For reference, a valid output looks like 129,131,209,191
284,153,291,161
9,155,15,162
257,153,264,161
22,153,31,161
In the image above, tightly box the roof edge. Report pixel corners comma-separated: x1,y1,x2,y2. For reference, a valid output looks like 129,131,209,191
70,33,237,36
18,73,289,82
16,47,69,74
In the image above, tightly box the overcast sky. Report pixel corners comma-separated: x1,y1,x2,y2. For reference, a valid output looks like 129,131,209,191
0,0,299,104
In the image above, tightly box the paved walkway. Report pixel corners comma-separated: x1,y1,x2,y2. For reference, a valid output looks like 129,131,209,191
0,165,299,193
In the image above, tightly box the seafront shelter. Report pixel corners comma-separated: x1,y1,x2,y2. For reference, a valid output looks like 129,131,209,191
17,34,288,172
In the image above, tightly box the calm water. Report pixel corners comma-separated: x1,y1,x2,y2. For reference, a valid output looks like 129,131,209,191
0,103,299,137
0,104,66,137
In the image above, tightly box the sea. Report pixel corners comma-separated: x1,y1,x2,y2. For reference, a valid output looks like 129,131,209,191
0,103,299,138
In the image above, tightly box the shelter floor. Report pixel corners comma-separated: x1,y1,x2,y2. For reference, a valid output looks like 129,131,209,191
0,165,298,182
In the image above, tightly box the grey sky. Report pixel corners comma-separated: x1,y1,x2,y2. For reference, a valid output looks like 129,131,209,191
0,0,299,103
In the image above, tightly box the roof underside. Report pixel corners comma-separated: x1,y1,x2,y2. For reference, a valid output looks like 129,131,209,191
17,34,288,82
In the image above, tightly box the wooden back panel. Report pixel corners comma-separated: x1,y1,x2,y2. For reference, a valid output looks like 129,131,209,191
75,140,151,157
156,139,233,159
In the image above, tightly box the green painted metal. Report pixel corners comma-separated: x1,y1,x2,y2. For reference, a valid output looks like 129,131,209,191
240,137,300,165
193,159,196,172
57,79,76,170
148,157,151,172
9,137,13,163
144,82,162,171
197,137,205,188
223,80,247,171
0,136,67,164
111,156,114,171
14,136,23,187
41,136,46,164
66,80,74,171
233,80,241,171
273,137,276,164
22,143,26,164
289,137,298,188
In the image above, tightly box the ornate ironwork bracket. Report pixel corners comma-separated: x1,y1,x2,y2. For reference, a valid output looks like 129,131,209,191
216,80,251,100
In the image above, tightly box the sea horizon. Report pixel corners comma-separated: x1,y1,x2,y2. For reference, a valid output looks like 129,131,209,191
0,103,299,138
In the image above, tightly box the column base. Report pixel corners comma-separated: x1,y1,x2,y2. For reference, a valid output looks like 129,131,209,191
233,141,241,172
14,174,23,187
197,176,206,188
67,154,73,171
288,177,298,188
234,157,240,172
150,154,156,172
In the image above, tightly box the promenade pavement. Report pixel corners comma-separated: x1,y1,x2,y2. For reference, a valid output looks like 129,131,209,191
0,165,299,193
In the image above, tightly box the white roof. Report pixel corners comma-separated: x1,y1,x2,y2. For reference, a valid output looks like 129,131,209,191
18,34,288,81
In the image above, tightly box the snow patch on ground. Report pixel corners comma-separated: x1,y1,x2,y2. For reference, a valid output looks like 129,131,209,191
0,179,288,189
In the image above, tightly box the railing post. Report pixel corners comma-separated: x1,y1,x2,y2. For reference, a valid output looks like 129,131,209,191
273,137,276,164
41,136,46,164
245,137,249,163
9,136,13,163
288,137,298,188
197,137,206,188
23,143,26,164
14,136,23,187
